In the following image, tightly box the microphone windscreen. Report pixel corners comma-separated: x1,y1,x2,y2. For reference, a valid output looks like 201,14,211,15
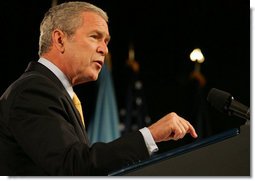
207,88,232,113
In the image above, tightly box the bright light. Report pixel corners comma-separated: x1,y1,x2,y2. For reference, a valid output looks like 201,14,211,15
190,48,205,63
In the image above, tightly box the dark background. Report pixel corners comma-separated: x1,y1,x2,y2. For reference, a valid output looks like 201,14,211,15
0,0,250,150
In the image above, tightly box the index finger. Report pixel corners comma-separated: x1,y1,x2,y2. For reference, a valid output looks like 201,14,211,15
186,121,198,138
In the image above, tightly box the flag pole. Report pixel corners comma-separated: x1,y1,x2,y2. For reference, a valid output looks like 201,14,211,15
51,0,58,7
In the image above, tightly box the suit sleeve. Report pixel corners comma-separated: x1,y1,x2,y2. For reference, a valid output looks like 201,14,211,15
8,76,149,175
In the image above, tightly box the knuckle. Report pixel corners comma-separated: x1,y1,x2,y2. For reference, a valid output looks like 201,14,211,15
169,112,178,119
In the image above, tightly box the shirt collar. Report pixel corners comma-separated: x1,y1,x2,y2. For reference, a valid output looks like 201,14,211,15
38,57,74,98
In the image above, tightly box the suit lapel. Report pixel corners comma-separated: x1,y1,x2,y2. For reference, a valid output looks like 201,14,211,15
25,61,89,144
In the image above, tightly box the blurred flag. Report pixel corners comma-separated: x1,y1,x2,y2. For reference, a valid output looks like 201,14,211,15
119,43,152,135
88,56,121,144
120,71,151,135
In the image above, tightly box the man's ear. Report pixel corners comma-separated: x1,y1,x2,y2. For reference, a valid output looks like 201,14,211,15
52,29,65,53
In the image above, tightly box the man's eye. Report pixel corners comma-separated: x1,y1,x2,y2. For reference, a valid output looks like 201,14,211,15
91,35,98,39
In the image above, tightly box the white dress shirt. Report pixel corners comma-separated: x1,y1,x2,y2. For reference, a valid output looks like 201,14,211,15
38,57,158,155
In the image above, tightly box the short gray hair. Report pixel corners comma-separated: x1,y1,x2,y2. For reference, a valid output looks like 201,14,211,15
38,1,108,56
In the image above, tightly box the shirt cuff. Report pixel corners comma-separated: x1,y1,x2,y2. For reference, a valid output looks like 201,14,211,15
139,127,159,155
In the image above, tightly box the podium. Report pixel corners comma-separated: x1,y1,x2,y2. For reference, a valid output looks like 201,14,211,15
109,124,250,176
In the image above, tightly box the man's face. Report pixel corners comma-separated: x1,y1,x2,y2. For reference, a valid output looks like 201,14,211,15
64,12,110,85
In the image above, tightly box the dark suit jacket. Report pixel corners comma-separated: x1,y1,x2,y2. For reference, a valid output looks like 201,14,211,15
0,61,149,176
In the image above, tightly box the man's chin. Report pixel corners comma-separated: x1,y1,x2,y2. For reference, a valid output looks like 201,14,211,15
74,74,99,86
88,73,99,82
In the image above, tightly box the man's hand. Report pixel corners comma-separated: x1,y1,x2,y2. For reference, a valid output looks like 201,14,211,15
148,112,198,142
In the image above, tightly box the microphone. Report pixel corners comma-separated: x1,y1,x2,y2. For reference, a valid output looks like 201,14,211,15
207,88,250,121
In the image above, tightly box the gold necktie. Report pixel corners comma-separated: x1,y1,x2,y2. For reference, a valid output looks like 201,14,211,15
72,93,85,128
